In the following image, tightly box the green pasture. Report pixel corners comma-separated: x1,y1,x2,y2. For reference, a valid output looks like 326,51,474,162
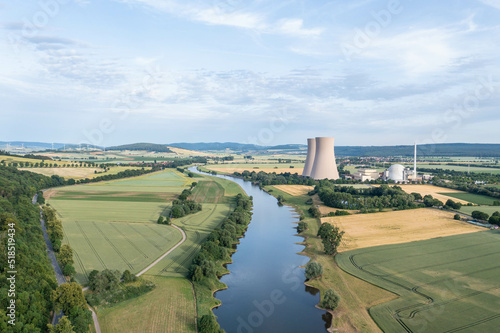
190,180,225,203
337,231,500,333
459,205,500,217
439,192,498,205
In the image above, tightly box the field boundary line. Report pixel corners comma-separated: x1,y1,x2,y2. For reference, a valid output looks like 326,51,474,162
136,224,187,277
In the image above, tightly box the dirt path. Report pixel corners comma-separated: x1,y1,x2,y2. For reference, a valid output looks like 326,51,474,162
136,224,187,276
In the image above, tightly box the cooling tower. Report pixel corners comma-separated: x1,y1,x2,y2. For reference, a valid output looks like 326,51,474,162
302,138,316,177
309,137,339,180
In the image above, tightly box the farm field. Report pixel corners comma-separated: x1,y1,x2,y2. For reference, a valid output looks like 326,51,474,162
47,169,244,283
97,276,196,333
205,162,304,174
322,208,484,251
439,192,498,205
405,163,500,174
460,205,500,217
20,166,144,179
396,184,472,204
272,185,314,196
147,175,244,278
337,231,500,333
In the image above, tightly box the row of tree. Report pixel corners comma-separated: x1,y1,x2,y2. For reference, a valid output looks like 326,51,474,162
0,166,59,332
189,193,253,333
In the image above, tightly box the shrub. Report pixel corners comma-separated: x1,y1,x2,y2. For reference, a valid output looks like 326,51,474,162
454,214,461,221
296,221,308,233
321,289,340,310
305,262,323,280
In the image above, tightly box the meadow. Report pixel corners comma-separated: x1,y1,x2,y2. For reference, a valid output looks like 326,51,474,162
97,276,196,333
337,231,500,333
397,184,472,204
404,163,500,174
438,192,498,205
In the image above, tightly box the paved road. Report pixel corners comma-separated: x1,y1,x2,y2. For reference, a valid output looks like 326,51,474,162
34,193,101,332
136,224,187,276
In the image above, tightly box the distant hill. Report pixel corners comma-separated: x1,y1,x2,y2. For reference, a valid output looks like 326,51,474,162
168,142,261,151
106,142,173,153
336,143,500,157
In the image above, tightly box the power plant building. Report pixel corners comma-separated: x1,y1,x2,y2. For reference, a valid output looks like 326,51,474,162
302,137,339,180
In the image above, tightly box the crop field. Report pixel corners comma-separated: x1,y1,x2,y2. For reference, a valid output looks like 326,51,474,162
272,185,314,196
205,162,304,174
322,208,484,251
62,220,182,282
98,276,196,333
337,231,500,333
47,169,244,283
438,192,498,205
19,166,144,179
405,163,500,174
396,185,472,204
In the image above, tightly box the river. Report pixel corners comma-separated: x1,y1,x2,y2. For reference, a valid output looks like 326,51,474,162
191,167,331,333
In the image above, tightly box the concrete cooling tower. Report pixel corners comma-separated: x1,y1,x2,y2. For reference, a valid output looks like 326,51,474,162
302,138,316,177
308,137,339,180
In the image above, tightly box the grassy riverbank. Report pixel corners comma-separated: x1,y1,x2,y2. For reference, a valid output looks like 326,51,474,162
265,185,395,332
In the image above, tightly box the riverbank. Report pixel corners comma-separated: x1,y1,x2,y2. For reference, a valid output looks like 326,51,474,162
264,185,396,333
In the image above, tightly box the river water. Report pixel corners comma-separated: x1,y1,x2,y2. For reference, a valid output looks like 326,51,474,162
191,167,331,333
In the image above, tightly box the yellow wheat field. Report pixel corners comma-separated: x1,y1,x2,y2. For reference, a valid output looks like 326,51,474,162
322,208,484,252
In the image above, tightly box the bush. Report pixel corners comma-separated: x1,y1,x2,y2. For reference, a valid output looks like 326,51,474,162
321,289,340,310
305,262,323,280
471,210,490,221
454,214,461,221
198,314,221,333
309,205,321,218
296,221,308,233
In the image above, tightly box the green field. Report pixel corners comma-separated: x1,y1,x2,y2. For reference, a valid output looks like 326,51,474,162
337,231,500,333
97,276,196,333
440,192,498,205
406,163,500,174
47,169,243,283
459,205,500,217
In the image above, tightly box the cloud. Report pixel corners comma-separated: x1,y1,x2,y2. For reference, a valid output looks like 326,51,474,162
114,0,323,38
478,0,500,10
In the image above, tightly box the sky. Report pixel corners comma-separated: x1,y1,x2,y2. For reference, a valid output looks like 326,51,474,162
1,0,499,147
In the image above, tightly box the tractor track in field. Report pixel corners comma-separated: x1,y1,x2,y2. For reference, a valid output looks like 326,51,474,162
93,222,134,270
76,221,107,270
129,223,164,251
110,222,149,258
144,223,171,242
443,313,500,332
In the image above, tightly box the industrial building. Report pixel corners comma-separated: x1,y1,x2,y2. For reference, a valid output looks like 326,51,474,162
302,137,339,180
352,168,381,181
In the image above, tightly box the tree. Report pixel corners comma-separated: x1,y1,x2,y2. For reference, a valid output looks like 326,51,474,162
471,210,490,221
411,192,423,200
52,283,87,314
58,244,74,267
317,223,333,239
321,289,340,310
309,205,321,218
122,270,137,283
48,316,75,333
305,262,323,280
198,314,221,333
157,216,164,224
190,265,204,282
67,306,93,333
63,264,76,278
454,214,461,221
322,226,344,255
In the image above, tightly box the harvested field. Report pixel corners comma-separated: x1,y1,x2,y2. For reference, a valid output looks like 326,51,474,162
20,167,101,178
205,163,303,175
272,185,313,196
322,208,484,251
395,184,472,204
